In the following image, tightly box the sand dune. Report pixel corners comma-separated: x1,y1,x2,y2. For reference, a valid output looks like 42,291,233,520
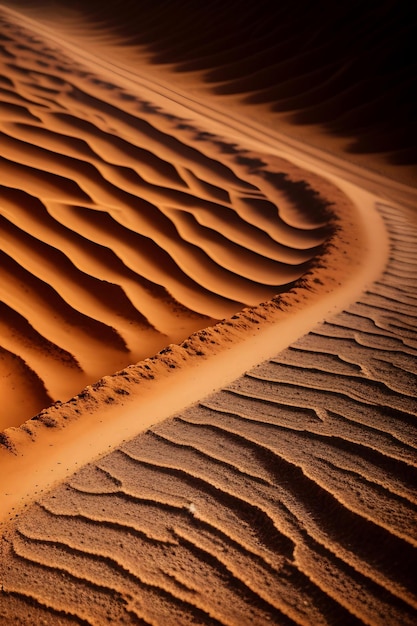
0,9,340,430
4,0,415,185
1,205,415,624
0,2,416,625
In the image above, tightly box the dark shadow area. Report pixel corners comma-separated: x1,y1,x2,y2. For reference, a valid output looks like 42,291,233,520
6,0,416,169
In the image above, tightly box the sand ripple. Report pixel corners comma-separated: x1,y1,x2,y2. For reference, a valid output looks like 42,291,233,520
1,206,415,624
0,5,416,625
0,11,335,429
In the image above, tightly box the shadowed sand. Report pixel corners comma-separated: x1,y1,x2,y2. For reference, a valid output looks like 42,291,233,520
0,3,416,625
3,0,415,187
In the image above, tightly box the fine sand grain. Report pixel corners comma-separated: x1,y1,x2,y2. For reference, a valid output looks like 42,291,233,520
0,3,416,625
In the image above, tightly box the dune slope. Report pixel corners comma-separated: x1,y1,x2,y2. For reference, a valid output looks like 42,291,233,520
0,9,338,430
3,0,416,185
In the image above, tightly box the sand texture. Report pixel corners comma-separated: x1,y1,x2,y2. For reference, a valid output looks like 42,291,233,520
1,205,416,624
4,0,415,186
0,10,344,430
0,2,416,625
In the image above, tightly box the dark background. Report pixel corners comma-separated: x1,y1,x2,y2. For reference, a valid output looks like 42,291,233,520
4,0,417,167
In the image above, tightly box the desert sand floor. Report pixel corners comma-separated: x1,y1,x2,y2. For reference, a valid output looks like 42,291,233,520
1,201,416,625
0,4,416,626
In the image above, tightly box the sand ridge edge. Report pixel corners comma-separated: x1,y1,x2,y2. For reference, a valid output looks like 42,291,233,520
0,203,414,625
0,171,387,529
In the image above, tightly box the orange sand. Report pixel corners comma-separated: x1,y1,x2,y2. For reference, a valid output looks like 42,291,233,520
0,3,416,625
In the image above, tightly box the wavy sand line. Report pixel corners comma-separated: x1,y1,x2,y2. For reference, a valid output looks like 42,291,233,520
0,5,415,625
1,200,414,625
0,9,350,430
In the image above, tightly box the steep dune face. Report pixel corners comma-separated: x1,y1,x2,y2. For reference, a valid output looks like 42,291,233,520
0,11,339,429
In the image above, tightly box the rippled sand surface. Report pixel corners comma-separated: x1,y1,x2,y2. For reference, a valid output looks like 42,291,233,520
0,2,416,624
0,9,344,430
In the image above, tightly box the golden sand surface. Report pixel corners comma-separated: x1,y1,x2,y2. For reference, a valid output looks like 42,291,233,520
0,3,416,624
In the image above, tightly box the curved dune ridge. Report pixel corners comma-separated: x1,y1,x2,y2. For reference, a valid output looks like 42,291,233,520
0,205,416,624
0,10,339,430
0,3,416,626
3,0,416,185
